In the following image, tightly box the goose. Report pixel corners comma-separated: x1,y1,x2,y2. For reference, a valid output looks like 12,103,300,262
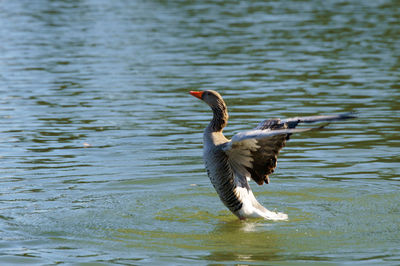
190,90,355,220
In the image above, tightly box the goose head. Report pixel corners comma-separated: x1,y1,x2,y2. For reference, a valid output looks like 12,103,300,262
190,90,228,132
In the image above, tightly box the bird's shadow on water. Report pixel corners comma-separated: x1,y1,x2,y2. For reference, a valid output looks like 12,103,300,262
199,218,287,263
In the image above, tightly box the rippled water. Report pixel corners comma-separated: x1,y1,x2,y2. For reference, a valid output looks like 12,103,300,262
1,0,399,264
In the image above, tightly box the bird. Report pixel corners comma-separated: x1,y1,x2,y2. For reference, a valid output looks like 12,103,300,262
190,90,355,221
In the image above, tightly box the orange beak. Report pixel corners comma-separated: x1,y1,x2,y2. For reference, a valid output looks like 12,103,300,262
190,91,204,100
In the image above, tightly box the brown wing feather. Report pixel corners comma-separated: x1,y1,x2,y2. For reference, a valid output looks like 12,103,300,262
246,134,288,185
248,113,356,185
247,119,289,185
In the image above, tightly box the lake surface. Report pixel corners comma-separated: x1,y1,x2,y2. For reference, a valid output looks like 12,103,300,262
0,0,399,264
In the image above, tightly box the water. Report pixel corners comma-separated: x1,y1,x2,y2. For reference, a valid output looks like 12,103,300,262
0,0,399,264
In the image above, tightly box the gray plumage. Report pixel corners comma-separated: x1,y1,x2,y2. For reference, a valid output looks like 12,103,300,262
190,90,355,220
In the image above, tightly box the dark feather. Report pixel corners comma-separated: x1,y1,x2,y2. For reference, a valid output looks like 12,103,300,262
245,134,287,185
248,113,356,185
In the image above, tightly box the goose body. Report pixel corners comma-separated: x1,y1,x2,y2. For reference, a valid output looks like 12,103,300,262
190,90,355,220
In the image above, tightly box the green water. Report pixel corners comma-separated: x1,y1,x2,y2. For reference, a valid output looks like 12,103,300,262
0,0,399,264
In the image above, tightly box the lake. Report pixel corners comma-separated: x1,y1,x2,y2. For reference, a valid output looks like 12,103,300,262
0,0,399,264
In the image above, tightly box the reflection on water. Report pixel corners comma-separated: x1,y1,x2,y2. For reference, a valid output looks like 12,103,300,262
203,220,283,263
0,0,399,264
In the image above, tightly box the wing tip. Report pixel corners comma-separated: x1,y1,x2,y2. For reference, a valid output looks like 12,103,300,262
254,175,271,186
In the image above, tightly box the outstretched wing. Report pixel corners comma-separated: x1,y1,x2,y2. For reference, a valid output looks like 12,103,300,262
257,112,357,130
223,112,356,185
